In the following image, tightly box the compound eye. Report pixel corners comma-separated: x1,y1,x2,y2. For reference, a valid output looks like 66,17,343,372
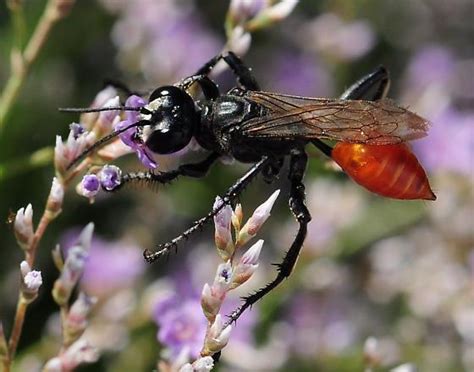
146,125,191,154
145,85,197,154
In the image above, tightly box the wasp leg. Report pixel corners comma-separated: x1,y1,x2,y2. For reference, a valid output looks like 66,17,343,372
226,150,310,325
194,52,260,91
143,156,271,263
222,52,260,91
113,152,221,190
340,66,390,101
262,157,284,184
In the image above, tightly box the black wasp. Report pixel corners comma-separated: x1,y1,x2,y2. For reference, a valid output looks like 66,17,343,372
62,52,430,324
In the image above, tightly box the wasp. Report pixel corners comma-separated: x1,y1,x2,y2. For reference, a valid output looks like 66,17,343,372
62,52,435,324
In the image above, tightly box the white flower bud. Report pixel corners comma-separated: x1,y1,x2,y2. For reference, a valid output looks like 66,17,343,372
20,260,42,302
231,239,262,289
43,339,99,371
46,177,65,218
203,314,232,354
14,204,34,250
237,189,279,247
64,292,97,346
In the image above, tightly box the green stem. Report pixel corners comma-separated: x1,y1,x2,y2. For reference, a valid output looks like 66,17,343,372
0,0,75,133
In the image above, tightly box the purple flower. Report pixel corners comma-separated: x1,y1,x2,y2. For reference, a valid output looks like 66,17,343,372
114,95,157,169
154,295,207,359
405,46,455,91
103,0,221,83
61,229,145,297
267,53,334,97
80,174,100,197
287,293,357,357
53,224,94,306
413,107,474,175
151,249,258,360
98,165,122,191
70,123,85,139
81,239,145,297
301,13,376,61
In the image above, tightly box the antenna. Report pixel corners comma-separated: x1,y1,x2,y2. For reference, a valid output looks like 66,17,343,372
58,106,142,113
66,120,147,170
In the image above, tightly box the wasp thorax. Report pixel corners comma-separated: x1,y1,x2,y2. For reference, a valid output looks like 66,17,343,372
143,86,198,154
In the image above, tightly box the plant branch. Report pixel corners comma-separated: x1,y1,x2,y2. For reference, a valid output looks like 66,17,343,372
0,0,75,133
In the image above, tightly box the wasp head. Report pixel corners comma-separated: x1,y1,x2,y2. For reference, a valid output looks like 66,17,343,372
140,86,198,154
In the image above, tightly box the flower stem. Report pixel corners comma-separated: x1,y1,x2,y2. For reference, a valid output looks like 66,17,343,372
0,0,75,133
6,297,27,366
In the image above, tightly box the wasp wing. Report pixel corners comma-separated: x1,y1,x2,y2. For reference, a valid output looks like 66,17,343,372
240,91,430,144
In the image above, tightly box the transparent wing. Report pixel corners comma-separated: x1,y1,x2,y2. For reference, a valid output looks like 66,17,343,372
240,91,430,145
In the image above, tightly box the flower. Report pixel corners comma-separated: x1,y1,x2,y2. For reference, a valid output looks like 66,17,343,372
154,296,207,360
230,239,262,289
413,106,474,176
80,237,145,296
59,230,145,297
96,96,121,133
78,174,100,199
70,123,85,139
14,204,34,250
102,0,221,83
54,127,96,176
237,189,279,247
114,95,157,169
98,164,122,190
300,12,376,61
267,52,334,97
213,196,234,260
201,261,233,321
20,261,42,302
64,292,97,346
202,314,232,355
43,339,99,371
179,356,214,372
53,224,94,306
46,177,65,218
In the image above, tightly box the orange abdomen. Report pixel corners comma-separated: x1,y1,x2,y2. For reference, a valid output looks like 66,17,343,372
332,143,436,201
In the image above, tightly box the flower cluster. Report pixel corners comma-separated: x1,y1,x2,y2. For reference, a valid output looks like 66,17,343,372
224,0,299,59
44,223,99,370
155,190,279,370
200,191,279,360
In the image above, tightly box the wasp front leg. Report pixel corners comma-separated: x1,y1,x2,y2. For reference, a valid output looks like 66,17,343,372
112,152,221,191
195,51,260,91
143,156,271,263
